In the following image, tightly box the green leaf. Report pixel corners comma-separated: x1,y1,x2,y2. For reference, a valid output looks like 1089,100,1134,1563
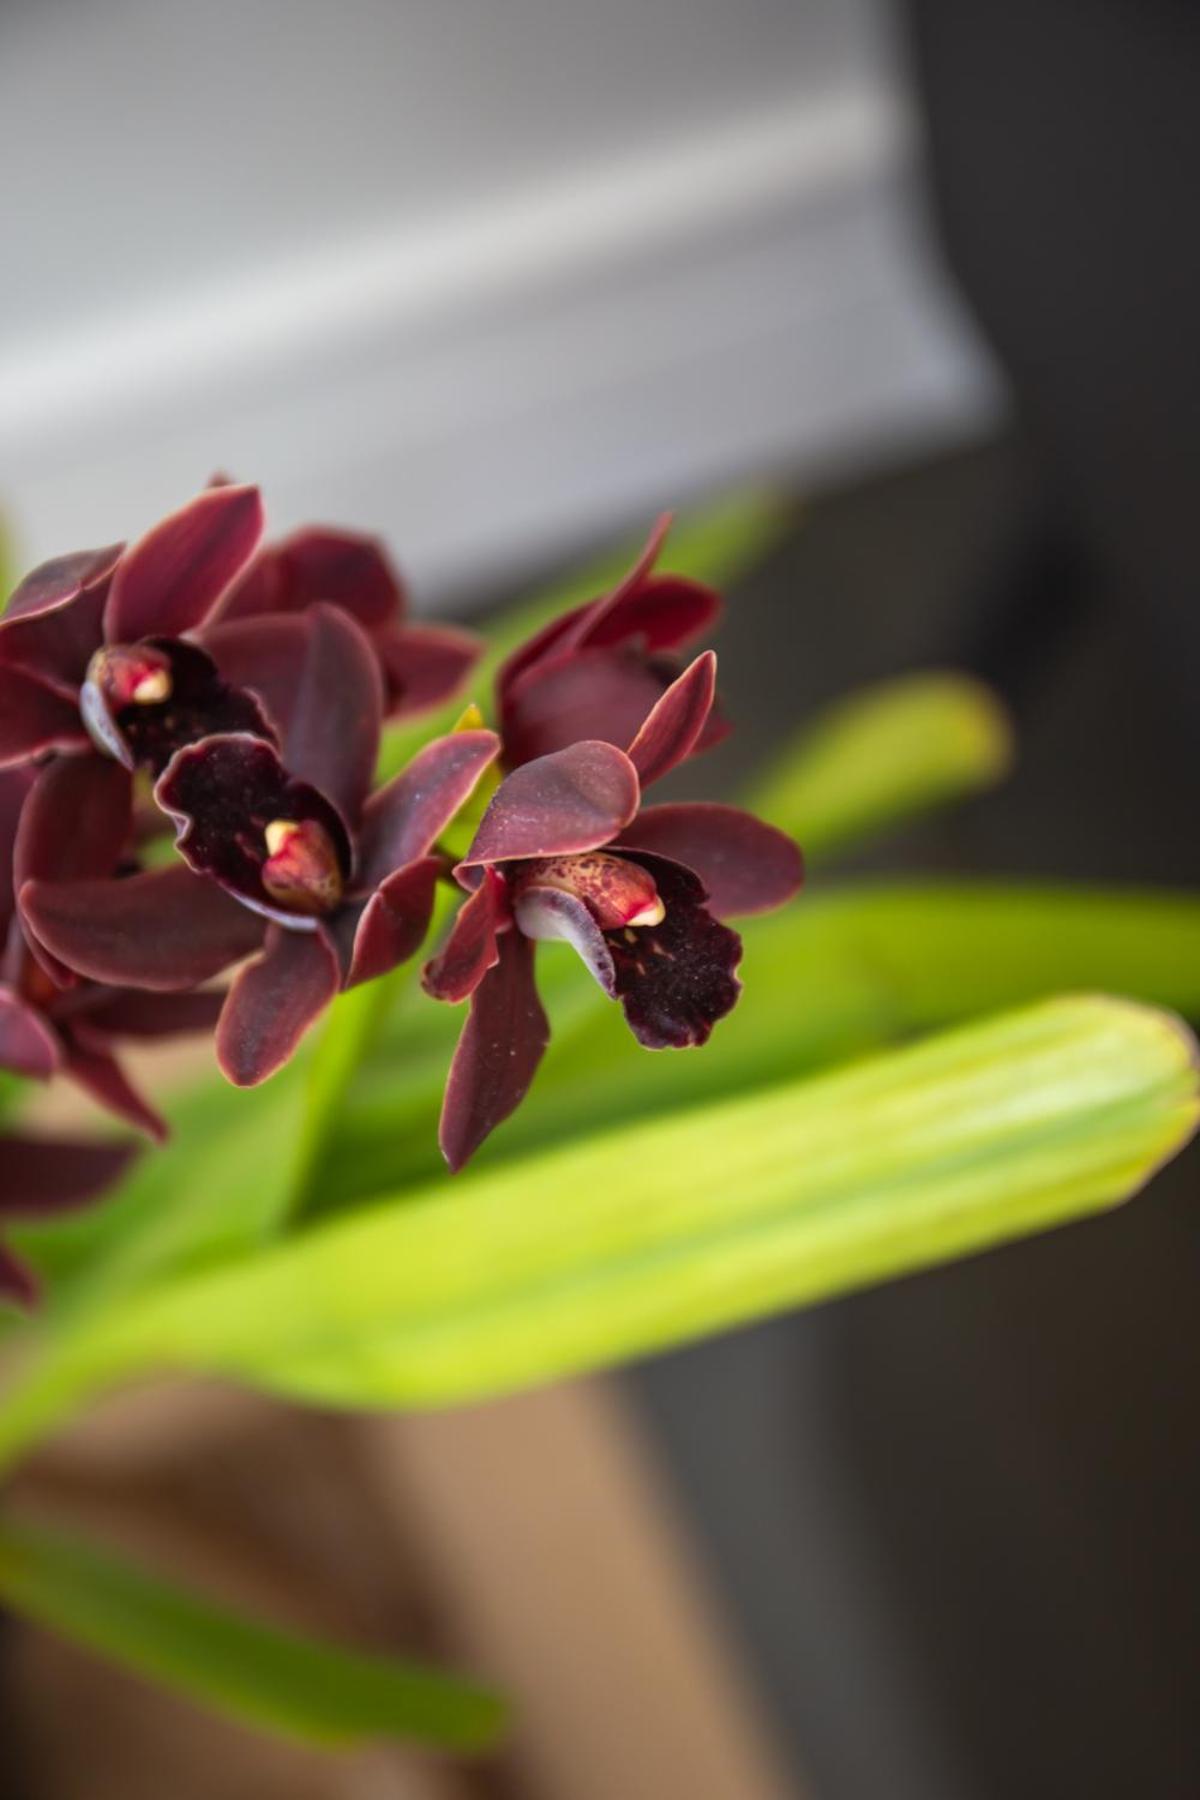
94,997,1198,1412
0,1512,504,1750
376,490,791,780
12,1064,306,1313
324,880,1200,1196
751,672,1013,860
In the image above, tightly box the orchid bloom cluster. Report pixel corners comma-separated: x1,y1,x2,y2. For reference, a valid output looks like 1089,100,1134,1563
0,485,801,1298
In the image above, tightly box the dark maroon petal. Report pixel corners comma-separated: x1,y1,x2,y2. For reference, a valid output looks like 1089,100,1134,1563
283,604,382,827
3,545,122,625
0,1132,137,1217
511,884,616,995
626,651,717,788
582,572,722,655
502,648,670,769
155,734,351,926
439,928,549,1171
60,1032,167,1142
615,803,804,919
0,767,35,935
494,603,591,707
0,665,89,767
461,741,639,868
11,753,132,990
104,485,265,642
15,754,132,887
211,545,286,622
604,854,742,1048
422,867,506,1003
374,622,481,718
83,636,275,775
21,866,266,991
216,925,340,1086
275,527,405,630
0,1243,37,1308
0,551,117,693
338,855,442,989
356,730,500,891
493,519,674,707
0,988,61,1079
202,613,311,738
79,988,226,1039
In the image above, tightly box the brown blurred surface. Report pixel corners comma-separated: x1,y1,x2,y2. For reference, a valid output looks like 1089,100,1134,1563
4,1378,796,1800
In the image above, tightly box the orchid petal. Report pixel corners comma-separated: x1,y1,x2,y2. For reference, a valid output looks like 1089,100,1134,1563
202,613,311,738
104,485,265,641
605,854,742,1048
0,665,89,767
439,928,549,1171
284,604,383,827
461,741,639,868
615,803,804,918
61,1033,167,1142
375,622,481,717
3,545,122,625
338,855,442,990
582,571,721,654
552,515,675,659
0,549,117,692
274,527,405,629
0,768,35,935
12,755,133,986
0,1244,37,1308
494,604,590,706
216,926,340,1086
512,885,616,996
0,1133,136,1217
80,989,226,1039
210,544,284,622
493,518,674,706
357,730,499,890
501,649,671,769
626,651,717,788
422,868,505,1004
15,755,132,887
0,988,61,1080
21,866,265,991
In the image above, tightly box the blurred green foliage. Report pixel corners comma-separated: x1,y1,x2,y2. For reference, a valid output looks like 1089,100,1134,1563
1,490,1197,1749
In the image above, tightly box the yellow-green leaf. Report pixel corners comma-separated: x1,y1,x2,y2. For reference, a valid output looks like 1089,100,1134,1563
102,998,1199,1412
752,671,1013,860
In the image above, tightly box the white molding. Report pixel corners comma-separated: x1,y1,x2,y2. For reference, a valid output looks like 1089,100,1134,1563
0,83,1001,598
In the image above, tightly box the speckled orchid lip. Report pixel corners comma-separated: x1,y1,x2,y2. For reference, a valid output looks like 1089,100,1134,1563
20,604,501,1092
0,484,267,775
2,484,805,1187
423,653,804,1170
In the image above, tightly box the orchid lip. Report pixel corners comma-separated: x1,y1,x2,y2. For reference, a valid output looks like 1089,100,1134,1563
261,817,344,917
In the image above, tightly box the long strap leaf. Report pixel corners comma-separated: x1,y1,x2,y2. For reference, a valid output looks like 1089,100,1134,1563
0,1512,504,1750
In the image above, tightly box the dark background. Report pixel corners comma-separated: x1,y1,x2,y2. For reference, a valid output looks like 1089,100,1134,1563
627,5,1200,1795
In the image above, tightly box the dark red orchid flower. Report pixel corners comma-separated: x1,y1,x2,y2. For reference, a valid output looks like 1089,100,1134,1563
1,1132,139,1309
495,515,730,769
21,607,500,1088
0,761,223,1141
0,485,270,779
204,521,481,723
423,654,802,1169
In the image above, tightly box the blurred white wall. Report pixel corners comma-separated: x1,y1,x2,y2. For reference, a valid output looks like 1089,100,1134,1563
0,0,999,599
